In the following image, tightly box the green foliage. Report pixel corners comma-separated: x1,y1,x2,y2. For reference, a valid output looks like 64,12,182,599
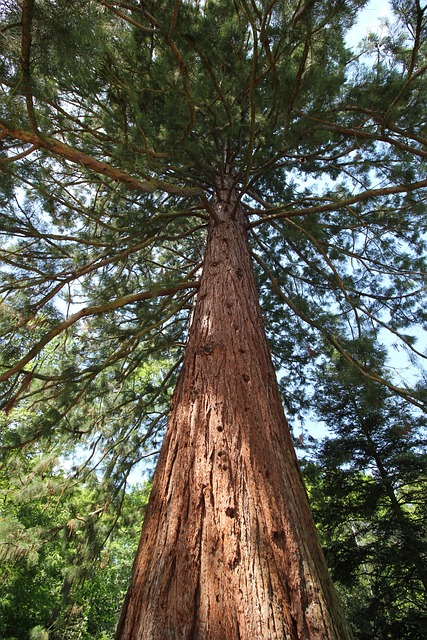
0,455,150,639
1,0,427,635
305,339,427,639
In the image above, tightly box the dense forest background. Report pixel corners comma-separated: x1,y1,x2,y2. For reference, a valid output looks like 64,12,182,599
1,0,427,638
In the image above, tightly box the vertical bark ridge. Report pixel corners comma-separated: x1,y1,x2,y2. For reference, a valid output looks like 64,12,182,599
116,182,352,639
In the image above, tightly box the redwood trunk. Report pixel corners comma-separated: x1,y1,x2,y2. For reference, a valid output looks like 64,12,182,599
116,181,351,639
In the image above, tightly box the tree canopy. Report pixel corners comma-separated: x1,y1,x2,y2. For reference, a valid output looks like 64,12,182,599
1,0,427,637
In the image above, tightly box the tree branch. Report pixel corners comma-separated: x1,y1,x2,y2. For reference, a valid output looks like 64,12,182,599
0,281,200,383
248,177,427,227
0,120,201,197
251,251,427,412
20,0,38,132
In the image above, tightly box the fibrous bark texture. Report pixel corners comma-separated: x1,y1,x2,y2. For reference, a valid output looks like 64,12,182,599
116,181,351,639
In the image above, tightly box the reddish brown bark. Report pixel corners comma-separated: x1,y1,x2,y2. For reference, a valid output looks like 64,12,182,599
116,180,352,639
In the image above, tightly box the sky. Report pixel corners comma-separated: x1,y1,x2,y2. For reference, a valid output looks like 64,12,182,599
346,0,394,48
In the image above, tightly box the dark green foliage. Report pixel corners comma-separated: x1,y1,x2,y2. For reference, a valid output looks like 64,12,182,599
306,339,427,639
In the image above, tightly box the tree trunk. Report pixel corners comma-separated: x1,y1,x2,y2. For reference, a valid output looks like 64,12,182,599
116,179,351,639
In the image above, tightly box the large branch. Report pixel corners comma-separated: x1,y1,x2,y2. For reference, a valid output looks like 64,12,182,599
248,177,427,227
0,281,200,383
296,109,427,158
0,120,201,197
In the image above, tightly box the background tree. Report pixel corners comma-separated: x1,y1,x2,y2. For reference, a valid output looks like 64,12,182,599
1,0,427,637
0,446,151,639
306,337,427,639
